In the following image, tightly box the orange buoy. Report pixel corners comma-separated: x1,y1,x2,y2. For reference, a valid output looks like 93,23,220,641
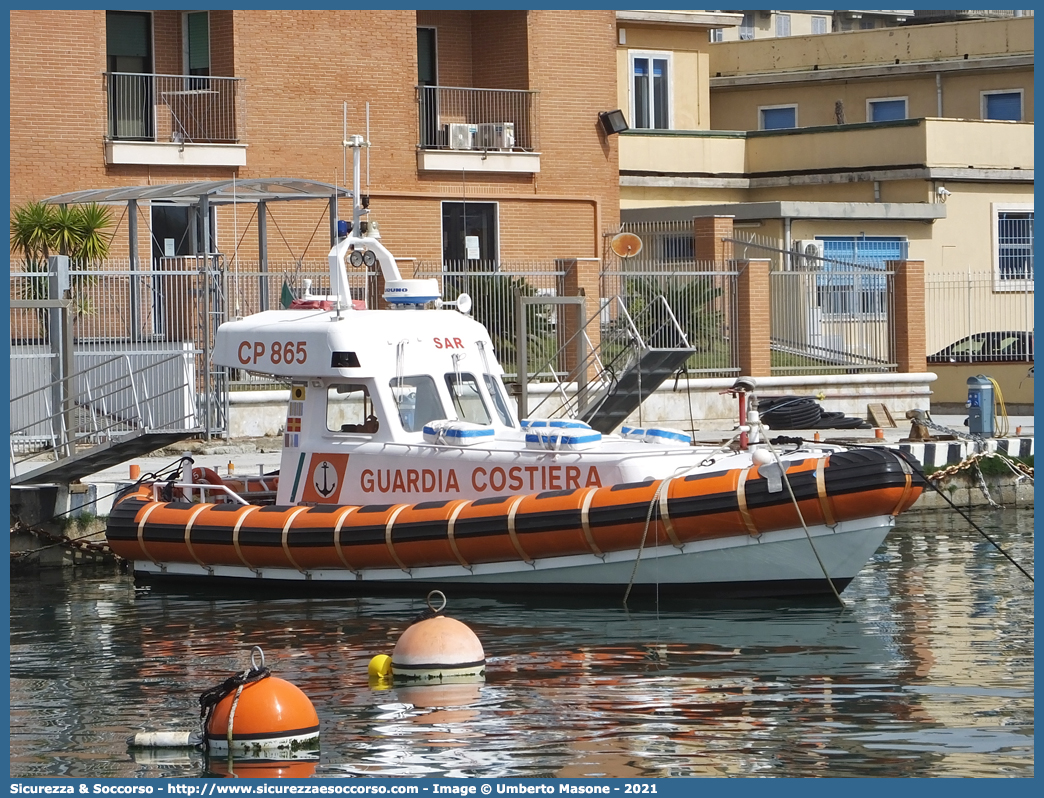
202,647,319,757
391,591,486,683
205,755,318,779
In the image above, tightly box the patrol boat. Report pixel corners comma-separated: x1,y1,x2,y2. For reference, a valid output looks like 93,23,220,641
105,144,923,599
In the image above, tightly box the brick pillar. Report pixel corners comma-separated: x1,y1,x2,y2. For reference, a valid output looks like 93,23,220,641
737,259,771,377
560,257,601,378
892,259,926,373
694,215,735,263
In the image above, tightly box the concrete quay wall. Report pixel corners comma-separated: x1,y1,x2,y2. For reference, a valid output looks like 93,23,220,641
226,373,937,438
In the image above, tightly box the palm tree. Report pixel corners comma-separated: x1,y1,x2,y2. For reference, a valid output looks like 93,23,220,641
71,203,115,266
11,200,113,267
10,201,114,335
10,200,54,269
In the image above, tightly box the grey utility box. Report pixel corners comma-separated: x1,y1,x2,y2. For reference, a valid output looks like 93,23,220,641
966,375,994,436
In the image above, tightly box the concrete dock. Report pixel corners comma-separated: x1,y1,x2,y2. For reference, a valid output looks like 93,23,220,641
62,413,1034,517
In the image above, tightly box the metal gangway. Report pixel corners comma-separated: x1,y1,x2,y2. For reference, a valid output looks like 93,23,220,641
10,353,204,485
519,295,696,434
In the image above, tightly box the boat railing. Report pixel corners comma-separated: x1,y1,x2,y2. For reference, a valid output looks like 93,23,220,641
154,480,252,506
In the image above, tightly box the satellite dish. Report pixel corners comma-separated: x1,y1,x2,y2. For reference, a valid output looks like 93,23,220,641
610,232,643,258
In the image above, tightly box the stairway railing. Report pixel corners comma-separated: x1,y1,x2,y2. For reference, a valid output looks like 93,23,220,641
524,295,691,424
10,353,199,473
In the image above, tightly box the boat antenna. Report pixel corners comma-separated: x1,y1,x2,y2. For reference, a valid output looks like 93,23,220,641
348,133,366,235
366,101,371,193
342,101,348,197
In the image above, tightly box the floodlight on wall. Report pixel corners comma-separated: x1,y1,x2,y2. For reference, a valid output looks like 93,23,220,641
598,109,629,136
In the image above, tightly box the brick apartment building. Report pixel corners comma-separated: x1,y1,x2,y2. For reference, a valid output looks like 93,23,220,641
9,10,620,270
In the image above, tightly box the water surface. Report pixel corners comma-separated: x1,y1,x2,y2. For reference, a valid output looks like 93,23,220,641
9,507,1034,778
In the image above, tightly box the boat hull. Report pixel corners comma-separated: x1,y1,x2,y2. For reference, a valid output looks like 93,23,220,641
126,514,892,599
107,448,921,599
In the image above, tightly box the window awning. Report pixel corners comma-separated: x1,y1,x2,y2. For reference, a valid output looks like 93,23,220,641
43,178,351,207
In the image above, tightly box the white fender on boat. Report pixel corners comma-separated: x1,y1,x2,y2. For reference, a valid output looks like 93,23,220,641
751,448,774,466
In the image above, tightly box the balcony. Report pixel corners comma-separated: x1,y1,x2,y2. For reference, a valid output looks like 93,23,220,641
619,119,1034,180
105,72,247,167
416,85,540,174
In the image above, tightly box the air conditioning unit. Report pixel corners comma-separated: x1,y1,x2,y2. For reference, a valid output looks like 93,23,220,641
445,123,477,150
793,240,824,268
475,122,515,150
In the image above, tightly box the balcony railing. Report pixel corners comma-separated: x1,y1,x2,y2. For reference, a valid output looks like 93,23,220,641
417,85,538,151
106,72,243,144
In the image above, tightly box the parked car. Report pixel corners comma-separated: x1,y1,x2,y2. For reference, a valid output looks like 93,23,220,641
928,331,1033,363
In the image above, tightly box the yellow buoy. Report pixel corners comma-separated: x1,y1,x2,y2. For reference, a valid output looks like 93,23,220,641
391,591,485,683
368,654,392,684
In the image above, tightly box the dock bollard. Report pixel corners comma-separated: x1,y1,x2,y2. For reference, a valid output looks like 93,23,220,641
227,461,236,476
130,464,141,480
874,428,884,440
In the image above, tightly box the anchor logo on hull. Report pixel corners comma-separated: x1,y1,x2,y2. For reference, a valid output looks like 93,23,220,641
313,460,339,498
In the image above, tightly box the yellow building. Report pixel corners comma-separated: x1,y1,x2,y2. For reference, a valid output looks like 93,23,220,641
710,9,914,43
614,14,1034,410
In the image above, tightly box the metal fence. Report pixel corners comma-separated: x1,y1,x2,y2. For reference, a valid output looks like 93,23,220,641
224,260,378,319
10,259,225,437
417,86,538,151
608,221,740,377
925,270,1034,359
730,235,897,374
416,261,566,380
106,72,242,143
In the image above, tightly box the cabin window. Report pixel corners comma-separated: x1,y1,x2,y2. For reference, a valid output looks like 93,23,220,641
327,383,379,434
483,374,515,427
446,373,491,425
390,375,444,432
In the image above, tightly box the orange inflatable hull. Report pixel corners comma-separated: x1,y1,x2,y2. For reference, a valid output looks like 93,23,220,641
107,449,922,587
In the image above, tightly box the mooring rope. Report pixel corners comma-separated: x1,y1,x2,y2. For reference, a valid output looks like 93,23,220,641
199,648,272,743
758,426,846,609
904,455,1034,583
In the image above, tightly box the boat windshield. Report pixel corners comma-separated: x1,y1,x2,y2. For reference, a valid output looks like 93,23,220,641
390,375,445,432
446,372,491,425
483,374,515,427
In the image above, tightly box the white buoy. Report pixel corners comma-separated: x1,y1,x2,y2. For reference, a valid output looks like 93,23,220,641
391,591,486,683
